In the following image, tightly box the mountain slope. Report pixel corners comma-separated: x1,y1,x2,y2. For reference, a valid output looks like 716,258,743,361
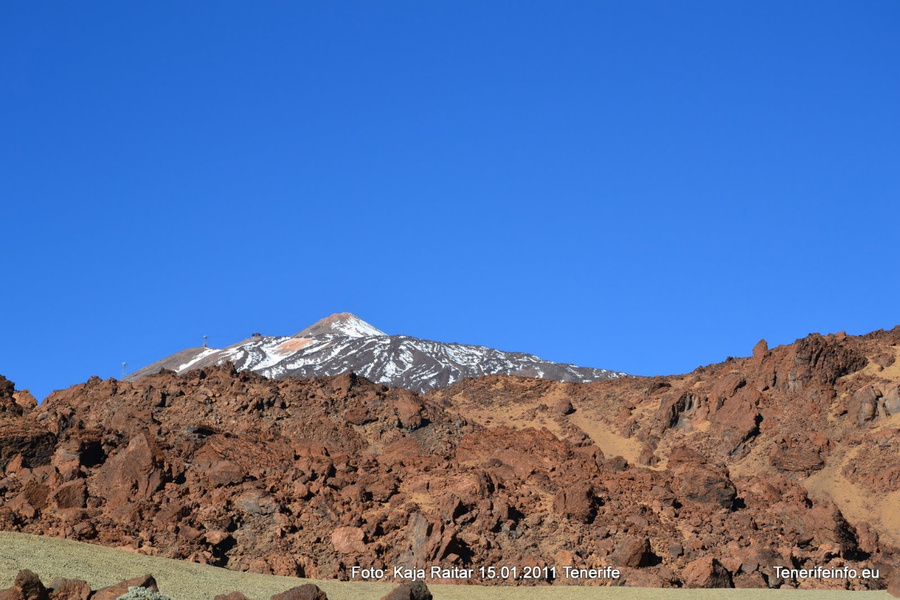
126,313,626,392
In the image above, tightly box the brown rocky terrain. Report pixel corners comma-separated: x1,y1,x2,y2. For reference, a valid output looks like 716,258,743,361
0,568,426,600
1,327,900,591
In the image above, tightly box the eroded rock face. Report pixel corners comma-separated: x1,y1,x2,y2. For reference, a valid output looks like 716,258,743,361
0,327,898,590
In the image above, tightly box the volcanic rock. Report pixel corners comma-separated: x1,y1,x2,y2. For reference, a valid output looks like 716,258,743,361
91,576,157,600
752,339,769,359
0,377,23,417
213,594,249,600
553,484,597,524
682,557,733,588
888,568,900,598
331,527,366,554
379,581,432,600
614,537,654,568
0,326,898,591
270,584,327,600
768,432,829,475
13,571,47,600
46,579,90,600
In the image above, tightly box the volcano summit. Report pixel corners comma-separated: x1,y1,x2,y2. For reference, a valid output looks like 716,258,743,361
126,313,626,393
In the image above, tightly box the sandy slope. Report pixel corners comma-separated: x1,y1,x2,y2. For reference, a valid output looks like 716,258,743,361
0,533,888,600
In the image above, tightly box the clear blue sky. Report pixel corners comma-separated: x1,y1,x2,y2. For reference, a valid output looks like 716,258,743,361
2,2,898,399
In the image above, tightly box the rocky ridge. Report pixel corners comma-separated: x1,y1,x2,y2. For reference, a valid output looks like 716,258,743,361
124,313,626,393
1,326,900,590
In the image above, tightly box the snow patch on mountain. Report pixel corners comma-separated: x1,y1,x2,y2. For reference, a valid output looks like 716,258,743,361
126,312,627,393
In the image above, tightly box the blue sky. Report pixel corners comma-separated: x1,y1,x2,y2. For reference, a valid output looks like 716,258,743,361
2,2,898,399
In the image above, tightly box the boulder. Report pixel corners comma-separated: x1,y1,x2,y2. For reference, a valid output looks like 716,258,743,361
379,581,432,600
553,399,575,415
850,386,881,425
553,484,596,523
92,575,157,600
331,526,366,554
51,480,88,509
13,571,48,600
94,435,164,507
213,594,249,600
0,588,25,600
614,537,653,568
270,584,327,600
47,578,90,600
682,557,733,588
676,464,736,509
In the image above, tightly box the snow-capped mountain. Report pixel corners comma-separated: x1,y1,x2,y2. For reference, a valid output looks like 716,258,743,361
125,313,627,393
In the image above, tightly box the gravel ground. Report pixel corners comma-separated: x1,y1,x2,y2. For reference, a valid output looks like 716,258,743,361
0,532,889,600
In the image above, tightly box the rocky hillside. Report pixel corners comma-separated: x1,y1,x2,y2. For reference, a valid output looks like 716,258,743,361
125,313,626,393
1,326,899,590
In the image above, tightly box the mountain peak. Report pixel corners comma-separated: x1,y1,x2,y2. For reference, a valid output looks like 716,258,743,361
293,312,386,338
127,312,626,392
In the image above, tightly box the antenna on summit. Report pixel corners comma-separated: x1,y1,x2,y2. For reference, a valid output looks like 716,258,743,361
121,362,127,378
203,335,208,348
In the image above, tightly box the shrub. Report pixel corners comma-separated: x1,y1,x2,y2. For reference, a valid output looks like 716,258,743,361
116,586,172,600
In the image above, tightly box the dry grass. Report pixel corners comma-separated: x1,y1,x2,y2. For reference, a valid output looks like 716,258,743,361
804,446,900,548
0,533,890,600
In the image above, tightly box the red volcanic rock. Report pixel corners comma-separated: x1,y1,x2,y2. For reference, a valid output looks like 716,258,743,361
0,422,56,472
213,593,250,600
0,377,23,417
768,432,829,475
0,588,24,600
0,327,899,591
270,584,327,600
779,505,858,554
884,385,900,415
670,449,736,510
13,571,48,600
790,333,867,385
553,398,575,415
553,484,597,524
50,480,87,509
47,578,90,600
94,434,164,507
379,581,432,600
752,339,769,359
92,576,158,600
331,526,366,554
12,391,37,411
393,397,425,429
206,460,245,487
850,386,881,426
614,537,653,568
887,569,900,598
342,406,372,425
682,557,733,588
